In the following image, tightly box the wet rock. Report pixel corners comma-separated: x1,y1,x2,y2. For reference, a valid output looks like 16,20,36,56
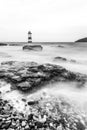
54,57,77,64
76,120,86,130
54,56,67,61
22,98,26,102
1,61,15,66
17,81,32,91
35,121,43,128
23,45,43,51
0,42,7,46
27,100,39,105
28,114,33,120
0,61,86,92
1,120,11,129
58,45,65,48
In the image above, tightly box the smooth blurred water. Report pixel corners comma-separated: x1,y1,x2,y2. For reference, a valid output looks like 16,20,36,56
1,43,87,113
0,43,87,73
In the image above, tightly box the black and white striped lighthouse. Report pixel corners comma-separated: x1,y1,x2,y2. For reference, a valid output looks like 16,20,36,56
28,31,32,43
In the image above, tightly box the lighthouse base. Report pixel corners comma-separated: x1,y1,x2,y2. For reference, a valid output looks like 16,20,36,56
28,41,32,43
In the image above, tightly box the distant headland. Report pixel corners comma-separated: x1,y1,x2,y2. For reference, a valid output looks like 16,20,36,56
75,37,87,42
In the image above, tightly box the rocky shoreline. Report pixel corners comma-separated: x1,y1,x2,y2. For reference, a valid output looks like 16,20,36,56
0,61,86,92
0,61,87,130
0,94,87,130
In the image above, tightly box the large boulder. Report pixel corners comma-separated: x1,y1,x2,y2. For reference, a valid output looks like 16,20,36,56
23,45,43,51
0,61,86,92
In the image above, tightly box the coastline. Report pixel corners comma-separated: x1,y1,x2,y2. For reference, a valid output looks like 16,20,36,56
0,43,87,129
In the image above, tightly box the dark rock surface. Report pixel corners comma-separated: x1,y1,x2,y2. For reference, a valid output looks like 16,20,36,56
0,61,86,92
23,45,43,51
27,100,39,105
0,43,7,46
75,37,87,42
54,56,67,61
58,45,65,48
54,56,77,63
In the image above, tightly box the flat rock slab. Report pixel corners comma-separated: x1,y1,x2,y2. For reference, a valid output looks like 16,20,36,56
23,45,43,51
0,61,87,92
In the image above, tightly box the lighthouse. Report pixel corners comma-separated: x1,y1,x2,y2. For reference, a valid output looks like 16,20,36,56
28,31,32,43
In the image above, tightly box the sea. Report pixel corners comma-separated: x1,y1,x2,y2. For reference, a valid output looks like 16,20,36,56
1,42,87,113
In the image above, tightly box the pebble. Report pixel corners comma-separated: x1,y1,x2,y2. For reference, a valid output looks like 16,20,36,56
25,124,30,129
21,121,26,127
57,124,62,130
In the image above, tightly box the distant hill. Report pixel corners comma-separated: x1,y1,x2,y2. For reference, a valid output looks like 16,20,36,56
75,37,87,42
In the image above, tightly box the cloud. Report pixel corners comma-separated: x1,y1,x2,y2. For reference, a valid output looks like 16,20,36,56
0,0,87,41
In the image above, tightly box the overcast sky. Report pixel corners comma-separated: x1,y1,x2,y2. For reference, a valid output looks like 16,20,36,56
0,0,87,42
